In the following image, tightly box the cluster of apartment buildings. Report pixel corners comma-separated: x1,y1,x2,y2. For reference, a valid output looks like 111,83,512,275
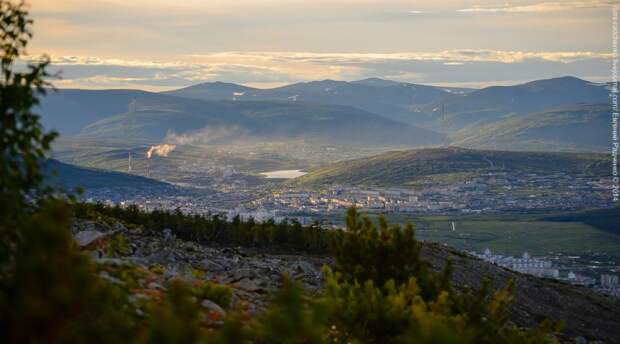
250,171,611,215
472,249,560,278
472,249,620,298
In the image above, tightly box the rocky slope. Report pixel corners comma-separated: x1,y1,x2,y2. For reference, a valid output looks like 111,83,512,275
72,219,620,343
421,244,620,343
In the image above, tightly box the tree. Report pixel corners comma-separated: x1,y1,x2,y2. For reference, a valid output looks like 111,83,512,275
0,0,55,200
0,0,56,264
323,208,559,344
0,3,134,342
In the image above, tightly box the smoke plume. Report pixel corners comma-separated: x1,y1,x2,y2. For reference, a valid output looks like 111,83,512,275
164,125,246,145
147,144,176,159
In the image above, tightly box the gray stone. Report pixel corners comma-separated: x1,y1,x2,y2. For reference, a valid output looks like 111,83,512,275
234,278,263,292
98,271,125,286
199,259,226,273
89,250,104,259
147,282,165,290
201,299,226,316
74,230,108,247
573,336,587,344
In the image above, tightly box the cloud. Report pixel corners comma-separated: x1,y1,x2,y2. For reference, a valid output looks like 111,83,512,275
28,49,611,90
194,50,610,64
457,1,614,13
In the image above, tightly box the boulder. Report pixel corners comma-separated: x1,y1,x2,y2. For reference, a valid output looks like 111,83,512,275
234,278,264,292
74,230,109,248
201,299,226,316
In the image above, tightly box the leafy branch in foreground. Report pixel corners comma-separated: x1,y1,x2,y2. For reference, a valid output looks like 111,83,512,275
0,0,56,268
0,0,55,201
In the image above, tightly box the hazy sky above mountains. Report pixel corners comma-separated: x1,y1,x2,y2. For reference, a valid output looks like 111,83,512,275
27,0,615,90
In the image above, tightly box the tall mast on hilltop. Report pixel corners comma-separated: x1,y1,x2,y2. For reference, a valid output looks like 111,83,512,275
128,152,132,172
440,103,450,147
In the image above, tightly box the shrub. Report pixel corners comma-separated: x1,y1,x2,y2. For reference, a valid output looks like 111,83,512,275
322,207,558,344
0,202,136,343
191,280,233,309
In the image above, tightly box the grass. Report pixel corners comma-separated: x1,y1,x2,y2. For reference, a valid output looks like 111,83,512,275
411,218,620,258
304,210,620,258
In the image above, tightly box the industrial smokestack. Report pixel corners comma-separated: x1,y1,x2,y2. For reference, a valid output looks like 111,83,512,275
145,144,175,178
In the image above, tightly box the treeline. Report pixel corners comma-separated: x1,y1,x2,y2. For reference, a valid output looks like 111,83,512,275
74,203,334,254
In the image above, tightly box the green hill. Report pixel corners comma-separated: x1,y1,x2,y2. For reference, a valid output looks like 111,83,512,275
450,104,610,152
295,147,608,187
43,159,170,190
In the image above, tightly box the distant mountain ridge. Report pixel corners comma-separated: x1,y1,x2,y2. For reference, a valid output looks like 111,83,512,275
37,76,611,153
164,76,608,132
418,76,609,132
77,93,445,146
451,104,611,152
164,78,453,124
38,89,155,135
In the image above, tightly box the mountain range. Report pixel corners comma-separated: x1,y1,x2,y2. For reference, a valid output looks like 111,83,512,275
36,75,612,178
76,93,444,146
163,78,457,125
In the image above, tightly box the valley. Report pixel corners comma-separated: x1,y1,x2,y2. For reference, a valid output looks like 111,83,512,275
39,76,620,306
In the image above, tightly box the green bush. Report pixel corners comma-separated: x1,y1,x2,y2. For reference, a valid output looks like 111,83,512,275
251,276,327,344
191,280,233,309
0,202,137,343
321,207,558,344
142,279,206,343
106,233,129,257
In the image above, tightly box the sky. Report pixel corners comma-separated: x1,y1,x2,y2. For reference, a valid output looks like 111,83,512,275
24,0,618,90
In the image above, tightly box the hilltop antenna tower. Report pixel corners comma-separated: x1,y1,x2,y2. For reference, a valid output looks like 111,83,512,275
440,103,452,147
127,152,132,172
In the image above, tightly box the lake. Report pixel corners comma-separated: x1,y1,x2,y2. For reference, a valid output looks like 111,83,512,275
260,169,307,179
